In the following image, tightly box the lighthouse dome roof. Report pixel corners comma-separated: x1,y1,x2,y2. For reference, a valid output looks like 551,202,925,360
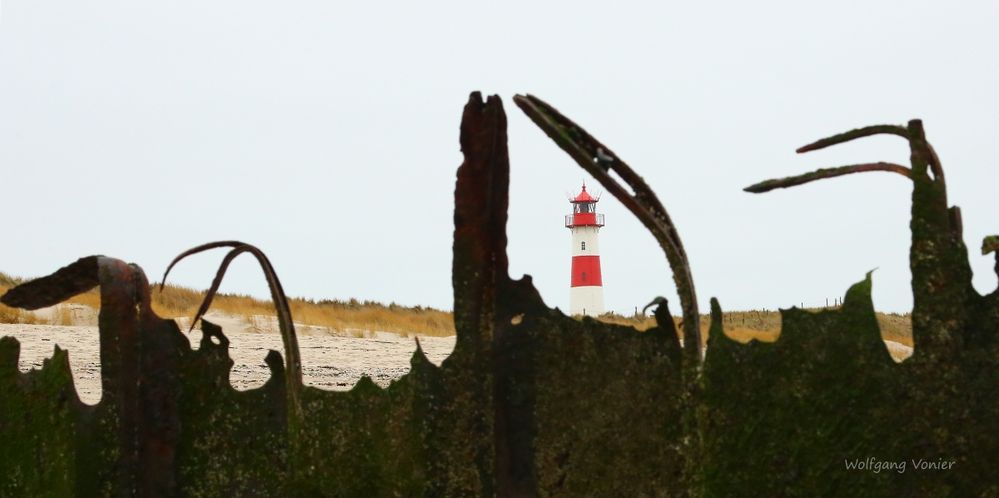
571,184,597,203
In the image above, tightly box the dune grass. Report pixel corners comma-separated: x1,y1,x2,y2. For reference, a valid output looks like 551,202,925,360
0,300,43,325
0,272,40,324
2,270,911,345
591,308,913,348
0,271,456,337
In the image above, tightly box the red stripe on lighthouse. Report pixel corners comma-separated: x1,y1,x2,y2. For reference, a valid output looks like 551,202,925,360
571,255,603,287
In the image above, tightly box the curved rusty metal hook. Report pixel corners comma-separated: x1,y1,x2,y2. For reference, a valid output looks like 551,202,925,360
745,120,956,235
160,241,303,419
742,121,951,197
744,162,912,193
513,94,702,361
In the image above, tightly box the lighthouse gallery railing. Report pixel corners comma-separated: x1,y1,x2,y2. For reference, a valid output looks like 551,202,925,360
565,213,604,227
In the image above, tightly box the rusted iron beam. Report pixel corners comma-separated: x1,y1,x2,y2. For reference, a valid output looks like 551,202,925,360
0,256,100,310
453,92,539,496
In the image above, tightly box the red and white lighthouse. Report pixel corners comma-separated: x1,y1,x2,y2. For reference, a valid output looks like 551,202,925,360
566,183,605,316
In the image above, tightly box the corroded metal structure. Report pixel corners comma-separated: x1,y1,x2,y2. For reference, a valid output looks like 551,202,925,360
1,93,996,497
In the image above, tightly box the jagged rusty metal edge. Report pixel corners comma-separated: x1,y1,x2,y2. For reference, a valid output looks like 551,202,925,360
745,119,981,357
158,240,306,468
2,256,187,495
733,118,998,495
985,235,999,281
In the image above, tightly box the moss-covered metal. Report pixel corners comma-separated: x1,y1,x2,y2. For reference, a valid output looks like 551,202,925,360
1,93,995,497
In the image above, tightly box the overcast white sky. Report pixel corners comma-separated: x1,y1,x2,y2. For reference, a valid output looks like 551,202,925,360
1,1,997,315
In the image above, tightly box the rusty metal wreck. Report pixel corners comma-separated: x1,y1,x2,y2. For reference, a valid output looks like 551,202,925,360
1,93,996,497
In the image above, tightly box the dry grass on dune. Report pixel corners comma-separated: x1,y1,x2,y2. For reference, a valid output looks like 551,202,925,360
590,313,775,348
593,308,913,348
0,301,42,325
0,273,40,325
0,272,20,287
0,271,455,337
713,309,913,347
157,289,456,337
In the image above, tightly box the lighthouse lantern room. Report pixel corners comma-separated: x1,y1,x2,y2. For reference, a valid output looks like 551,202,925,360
565,183,605,316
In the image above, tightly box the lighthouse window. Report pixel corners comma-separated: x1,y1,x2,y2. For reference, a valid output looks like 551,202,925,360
581,241,586,251
581,272,587,282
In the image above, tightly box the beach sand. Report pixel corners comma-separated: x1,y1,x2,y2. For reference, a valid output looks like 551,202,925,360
1,306,914,405
1,315,455,405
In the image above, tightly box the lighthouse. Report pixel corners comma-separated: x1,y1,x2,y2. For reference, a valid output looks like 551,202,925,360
566,183,605,316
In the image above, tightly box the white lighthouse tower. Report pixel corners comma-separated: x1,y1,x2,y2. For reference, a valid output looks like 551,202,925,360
566,183,605,316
